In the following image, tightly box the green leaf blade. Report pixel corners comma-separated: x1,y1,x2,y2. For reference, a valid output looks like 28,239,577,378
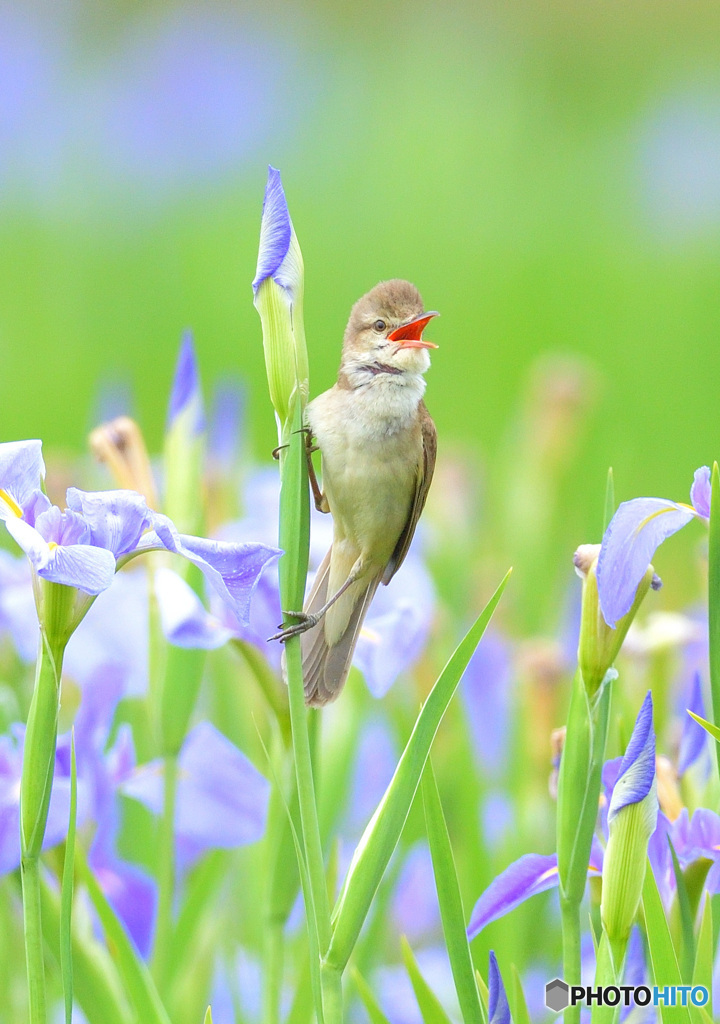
401,936,454,1024
421,758,483,1024
327,570,511,972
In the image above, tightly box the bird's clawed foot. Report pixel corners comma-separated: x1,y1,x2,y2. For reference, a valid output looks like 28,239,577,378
268,611,320,643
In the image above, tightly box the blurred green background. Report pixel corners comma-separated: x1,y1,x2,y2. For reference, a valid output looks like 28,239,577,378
1,0,719,620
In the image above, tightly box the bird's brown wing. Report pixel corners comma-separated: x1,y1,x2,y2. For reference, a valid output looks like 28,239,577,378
381,400,437,586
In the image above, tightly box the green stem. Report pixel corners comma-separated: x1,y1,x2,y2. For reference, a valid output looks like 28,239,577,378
20,627,66,1024
285,638,331,953
152,754,178,989
320,962,344,1024
21,854,47,1024
560,895,581,1024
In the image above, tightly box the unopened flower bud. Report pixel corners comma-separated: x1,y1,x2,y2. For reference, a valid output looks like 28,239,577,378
601,693,657,956
253,166,309,437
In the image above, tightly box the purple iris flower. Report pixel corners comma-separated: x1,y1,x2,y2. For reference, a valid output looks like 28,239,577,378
167,330,205,434
488,952,511,1024
121,721,270,859
0,439,281,618
597,466,710,627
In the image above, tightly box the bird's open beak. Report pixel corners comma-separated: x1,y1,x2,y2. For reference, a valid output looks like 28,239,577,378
387,311,440,349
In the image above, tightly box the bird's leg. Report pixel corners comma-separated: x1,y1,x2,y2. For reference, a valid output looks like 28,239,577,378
300,427,327,513
269,558,365,642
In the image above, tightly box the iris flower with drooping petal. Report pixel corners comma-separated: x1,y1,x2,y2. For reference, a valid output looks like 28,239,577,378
0,439,281,619
597,466,710,628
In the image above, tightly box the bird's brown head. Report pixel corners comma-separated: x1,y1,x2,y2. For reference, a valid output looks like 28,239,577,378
340,279,439,378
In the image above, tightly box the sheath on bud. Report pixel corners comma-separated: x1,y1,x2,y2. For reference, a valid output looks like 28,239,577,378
600,692,657,959
574,543,657,698
253,166,309,435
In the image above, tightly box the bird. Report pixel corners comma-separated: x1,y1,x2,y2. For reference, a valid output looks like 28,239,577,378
272,279,438,706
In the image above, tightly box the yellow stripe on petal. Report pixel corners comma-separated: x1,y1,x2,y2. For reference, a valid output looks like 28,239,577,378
359,626,382,645
633,503,694,537
0,488,23,518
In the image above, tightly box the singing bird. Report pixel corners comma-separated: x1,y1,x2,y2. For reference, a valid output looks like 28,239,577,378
274,279,438,706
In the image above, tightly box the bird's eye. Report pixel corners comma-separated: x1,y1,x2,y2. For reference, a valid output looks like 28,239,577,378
373,319,386,333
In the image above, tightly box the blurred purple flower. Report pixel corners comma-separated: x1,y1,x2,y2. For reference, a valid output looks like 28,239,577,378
0,725,88,874
64,566,149,696
392,844,440,943
678,671,709,776
489,952,511,1024
167,330,205,434
641,94,720,239
0,551,38,660
481,792,514,852
89,848,157,959
154,566,231,649
461,631,514,780
344,718,398,837
597,466,709,627
209,379,246,472
121,721,270,857
374,944,458,1024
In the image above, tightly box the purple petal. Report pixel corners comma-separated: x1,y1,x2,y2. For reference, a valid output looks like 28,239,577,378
608,692,655,821
252,166,292,295
0,550,38,660
467,853,559,939
690,466,711,520
4,516,52,570
678,672,708,776
0,439,45,513
35,505,90,547
597,497,695,627
65,566,149,696
154,566,231,649
39,543,117,595
122,722,270,851
149,513,281,624
66,488,153,556
167,330,205,433
392,843,440,942
489,952,511,1024
461,630,513,780
208,379,245,469
89,847,157,959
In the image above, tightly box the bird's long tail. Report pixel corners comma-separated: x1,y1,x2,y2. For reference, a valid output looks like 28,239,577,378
301,546,379,707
